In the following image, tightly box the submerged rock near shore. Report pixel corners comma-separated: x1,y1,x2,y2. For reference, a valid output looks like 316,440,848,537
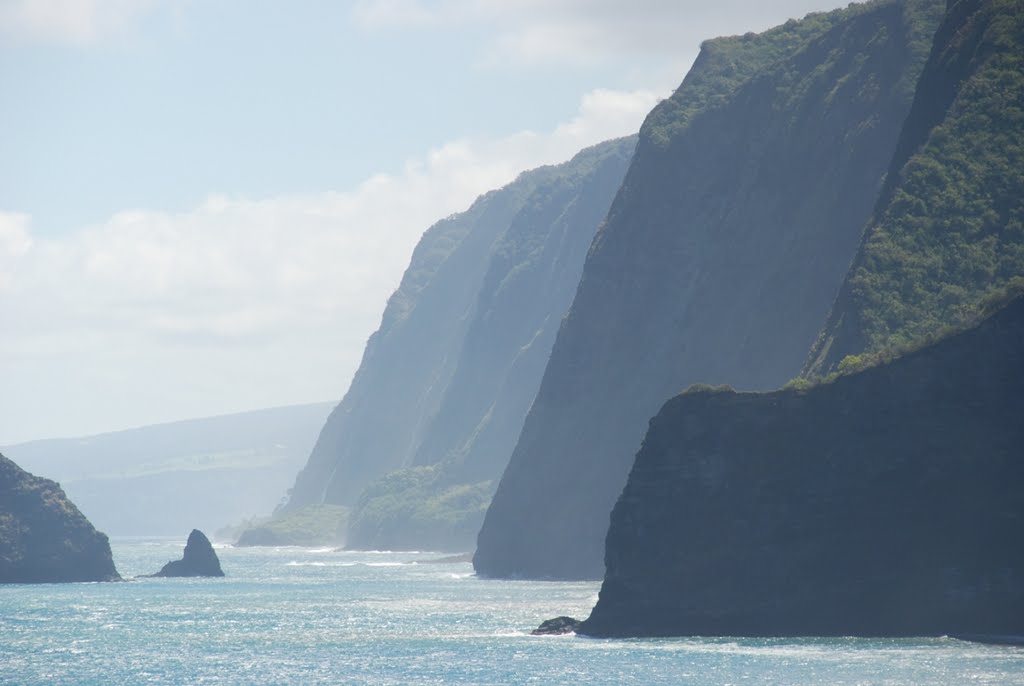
0,452,120,583
149,529,224,578
531,616,581,635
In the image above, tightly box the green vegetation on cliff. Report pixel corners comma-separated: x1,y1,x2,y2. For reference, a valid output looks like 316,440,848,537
806,0,1024,374
347,467,491,552
234,504,349,547
646,0,936,148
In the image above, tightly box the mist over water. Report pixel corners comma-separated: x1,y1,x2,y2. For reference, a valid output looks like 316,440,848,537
2,540,1021,685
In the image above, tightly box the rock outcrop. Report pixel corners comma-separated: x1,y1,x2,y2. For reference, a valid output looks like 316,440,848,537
475,0,944,580
531,616,581,635
581,295,1024,638
0,452,120,583
149,529,224,577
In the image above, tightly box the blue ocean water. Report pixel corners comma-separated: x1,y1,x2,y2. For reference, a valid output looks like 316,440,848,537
2,539,1022,685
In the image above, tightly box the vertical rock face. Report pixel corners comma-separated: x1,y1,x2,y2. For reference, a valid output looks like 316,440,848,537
287,138,635,550
0,453,120,583
805,0,1024,375
475,0,943,579
582,295,1024,638
150,529,224,578
288,177,533,510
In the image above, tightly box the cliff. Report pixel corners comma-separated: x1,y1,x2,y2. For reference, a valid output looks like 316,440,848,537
582,294,1024,637
805,0,1024,375
0,452,120,583
344,138,635,551
475,0,943,579
284,138,634,551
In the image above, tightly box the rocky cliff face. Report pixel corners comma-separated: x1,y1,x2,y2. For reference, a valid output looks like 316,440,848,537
582,295,1024,637
286,138,634,550
0,453,120,583
288,177,533,510
475,0,943,579
805,0,1024,375
343,138,635,552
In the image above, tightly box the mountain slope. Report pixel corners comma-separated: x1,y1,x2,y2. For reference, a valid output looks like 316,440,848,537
3,402,332,536
474,0,943,580
582,294,1024,637
805,0,1024,375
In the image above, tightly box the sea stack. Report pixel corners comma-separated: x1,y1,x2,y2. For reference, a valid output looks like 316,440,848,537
150,529,224,577
0,452,121,583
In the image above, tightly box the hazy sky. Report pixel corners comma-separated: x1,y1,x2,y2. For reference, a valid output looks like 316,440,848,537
0,0,842,444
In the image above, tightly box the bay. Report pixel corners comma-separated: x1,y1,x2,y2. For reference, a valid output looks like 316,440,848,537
1,539,1022,685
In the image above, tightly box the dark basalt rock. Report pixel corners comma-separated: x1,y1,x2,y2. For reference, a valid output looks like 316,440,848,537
531,616,581,635
0,452,121,583
150,529,224,577
581,296,1024,638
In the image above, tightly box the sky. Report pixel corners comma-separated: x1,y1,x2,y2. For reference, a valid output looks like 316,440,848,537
0,0,843,445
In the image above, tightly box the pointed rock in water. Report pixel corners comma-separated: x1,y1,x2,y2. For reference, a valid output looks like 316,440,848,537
0,452,121,583
531,616,581,635
151,529,224,577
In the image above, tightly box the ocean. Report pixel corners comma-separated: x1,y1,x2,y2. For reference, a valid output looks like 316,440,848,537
2,539,1022,685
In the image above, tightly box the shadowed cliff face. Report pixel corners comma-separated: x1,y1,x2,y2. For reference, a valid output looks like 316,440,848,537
805,0,1024,375
0,453,120,583
475,0,943,580
583,295,1024,638
285,138,635,550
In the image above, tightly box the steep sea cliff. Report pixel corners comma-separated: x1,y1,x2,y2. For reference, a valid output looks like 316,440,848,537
285,138,634,550
476,0,943,579
582,295,1024,637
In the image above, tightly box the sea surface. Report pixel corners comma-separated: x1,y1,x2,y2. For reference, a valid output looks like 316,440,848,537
2,539,1022,685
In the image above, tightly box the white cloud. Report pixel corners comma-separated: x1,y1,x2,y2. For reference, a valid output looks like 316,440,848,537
353,0,843,66
0,86,655,444
0,0,168,45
